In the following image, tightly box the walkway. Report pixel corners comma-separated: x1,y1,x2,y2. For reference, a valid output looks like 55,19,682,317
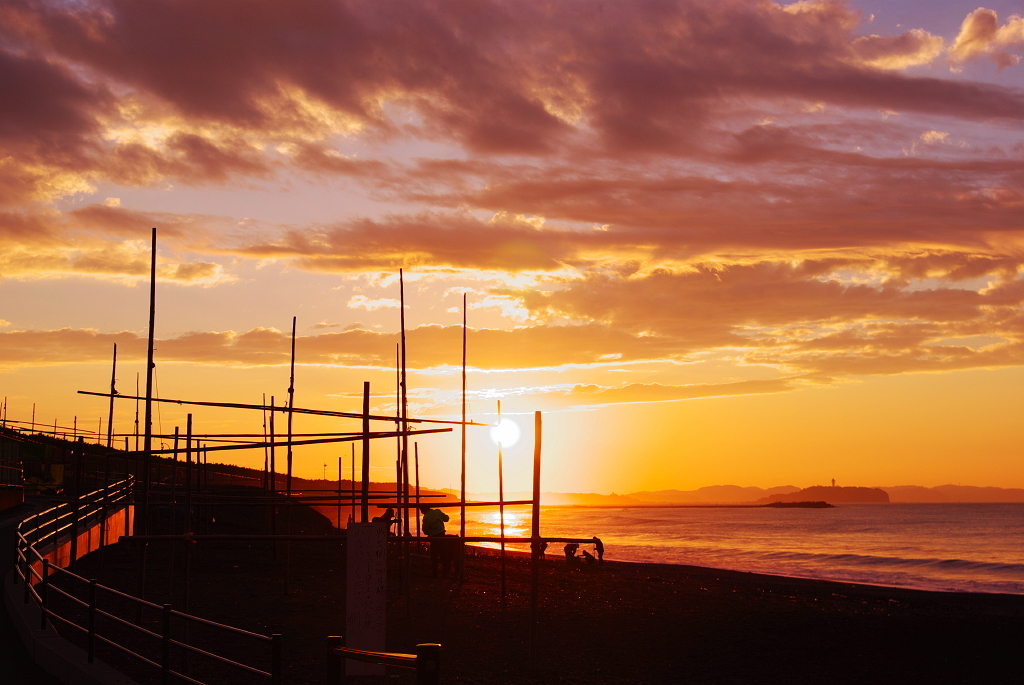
0,496,63,685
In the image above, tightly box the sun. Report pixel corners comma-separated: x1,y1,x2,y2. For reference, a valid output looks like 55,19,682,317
489,418,521,449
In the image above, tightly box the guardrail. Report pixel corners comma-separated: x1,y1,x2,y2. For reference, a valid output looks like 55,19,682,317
13,478,283,685
328,637,440,685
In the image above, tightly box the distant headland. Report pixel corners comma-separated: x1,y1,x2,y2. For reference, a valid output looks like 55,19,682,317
466,483,1024,506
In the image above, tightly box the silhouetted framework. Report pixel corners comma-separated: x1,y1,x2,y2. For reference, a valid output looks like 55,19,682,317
4,229,606,678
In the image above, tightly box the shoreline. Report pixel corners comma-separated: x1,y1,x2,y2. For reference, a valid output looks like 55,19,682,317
61,500,1024,684
468,543,1024,598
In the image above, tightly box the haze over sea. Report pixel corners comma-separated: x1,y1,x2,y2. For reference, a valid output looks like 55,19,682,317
464,504,1024,595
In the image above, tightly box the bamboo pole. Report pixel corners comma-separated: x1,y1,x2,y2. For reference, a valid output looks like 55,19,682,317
142,227,157,534
185,415,193,535
498,400,506,605
399,269,410,537
530,411,542,663
79,391,482,426
106,343,117,449
460,294,467,540
286,316,296,511
361,382,370,522
415,442,421,538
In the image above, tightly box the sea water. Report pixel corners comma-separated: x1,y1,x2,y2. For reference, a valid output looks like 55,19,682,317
460,503,1024,594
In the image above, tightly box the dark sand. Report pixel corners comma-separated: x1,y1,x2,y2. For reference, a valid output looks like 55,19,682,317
63,502,1023,685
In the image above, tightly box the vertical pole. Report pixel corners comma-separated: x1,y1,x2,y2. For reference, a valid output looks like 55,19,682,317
142,227,157,536
337,456,342,530
416,643,442,685
170,428,179,531
40,559,49,631
270,398,277,550
88,579,97,663
460,293,467,542
262,393,269,490
161,603,172,685
530,411,542,663
134,376,139,452
350,443,356,524
185,415,192,535
497,400,506,604
286,316,296,508
395,345,401,527
269,397,276,497
399,269,410,537
272,634,283,685
361,382,370,522
107,344,117,448
415,442,421,538
284,319,296,593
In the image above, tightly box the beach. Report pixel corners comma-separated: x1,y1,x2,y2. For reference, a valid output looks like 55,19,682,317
64,503,1024,685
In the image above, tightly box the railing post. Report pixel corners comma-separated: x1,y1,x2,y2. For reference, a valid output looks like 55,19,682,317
40,559,49,631
415,643,441,685
272,633,283,685
70,497,79,568
327,636,342,682
88,579,97,663
22,552,30,604
161,603,172,685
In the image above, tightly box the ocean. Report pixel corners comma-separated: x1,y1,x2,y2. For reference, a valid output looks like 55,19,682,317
460,503,1024,595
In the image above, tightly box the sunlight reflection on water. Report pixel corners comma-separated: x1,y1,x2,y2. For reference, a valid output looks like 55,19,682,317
461,503,1024,593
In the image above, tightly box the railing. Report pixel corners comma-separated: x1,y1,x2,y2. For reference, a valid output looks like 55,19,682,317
12,478,283,685
328,637,440,685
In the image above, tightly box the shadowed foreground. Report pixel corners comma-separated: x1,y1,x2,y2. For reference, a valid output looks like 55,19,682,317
66,504,1022,685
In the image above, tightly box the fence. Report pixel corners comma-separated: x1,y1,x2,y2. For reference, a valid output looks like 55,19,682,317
13,478,283,685
328,637,440,685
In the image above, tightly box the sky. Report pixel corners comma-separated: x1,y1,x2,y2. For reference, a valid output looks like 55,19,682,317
2,0,1024,494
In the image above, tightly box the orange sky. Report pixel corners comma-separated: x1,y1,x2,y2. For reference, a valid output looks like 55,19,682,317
2,1,1024,492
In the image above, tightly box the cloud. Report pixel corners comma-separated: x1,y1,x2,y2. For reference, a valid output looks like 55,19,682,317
949,8,1024,68
852,29,944,69
347,295,400,310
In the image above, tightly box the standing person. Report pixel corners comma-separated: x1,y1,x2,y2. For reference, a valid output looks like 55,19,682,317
420,505,450,575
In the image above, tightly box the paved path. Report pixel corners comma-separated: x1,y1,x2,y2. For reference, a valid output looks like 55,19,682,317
0,497,64,684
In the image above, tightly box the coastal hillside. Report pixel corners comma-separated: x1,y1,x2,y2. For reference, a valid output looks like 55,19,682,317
629,485,800,504
761,486,890,504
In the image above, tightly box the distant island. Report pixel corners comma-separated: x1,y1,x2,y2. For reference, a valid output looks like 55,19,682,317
758,486,889,504
460,483,1024,506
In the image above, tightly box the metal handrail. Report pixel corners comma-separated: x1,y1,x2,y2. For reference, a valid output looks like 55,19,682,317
13,477,283,685
169,609,272,641
329,641,441,685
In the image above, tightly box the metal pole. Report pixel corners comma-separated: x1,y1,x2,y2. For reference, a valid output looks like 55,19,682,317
361,382,370,522
530,411,542,663
142,227,157,535
337,456,342,529
350,443,356,524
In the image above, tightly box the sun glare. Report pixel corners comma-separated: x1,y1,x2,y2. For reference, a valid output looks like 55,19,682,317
489,418,521,448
